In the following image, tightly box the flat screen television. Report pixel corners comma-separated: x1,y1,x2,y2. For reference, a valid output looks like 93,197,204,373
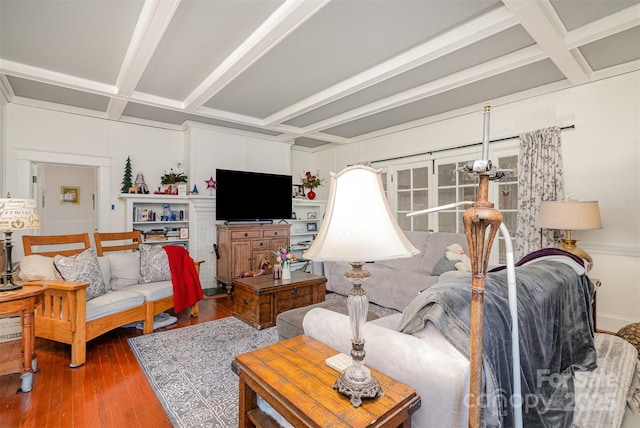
215,169,292,222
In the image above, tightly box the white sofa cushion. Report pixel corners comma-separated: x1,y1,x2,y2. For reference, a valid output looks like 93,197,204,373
86,290,145,322
125,280,173,302
303,308,469,428
97,256,111,291
18,254,61,281
105,251,141,290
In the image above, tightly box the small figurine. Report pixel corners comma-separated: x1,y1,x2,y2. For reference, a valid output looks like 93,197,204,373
134,172,149,194
162,203,172,221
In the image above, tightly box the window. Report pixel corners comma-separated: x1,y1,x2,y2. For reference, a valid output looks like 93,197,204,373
394,165,430,231
435,158,478,233
381,142,519,264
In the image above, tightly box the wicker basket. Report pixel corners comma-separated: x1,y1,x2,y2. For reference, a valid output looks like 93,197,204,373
616,322,640,357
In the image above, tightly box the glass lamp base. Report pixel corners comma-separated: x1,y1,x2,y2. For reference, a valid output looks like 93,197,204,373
333,365,383,407
0,279,22,292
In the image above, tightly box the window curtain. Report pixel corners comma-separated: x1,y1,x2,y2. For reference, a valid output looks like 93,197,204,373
515,126,564,259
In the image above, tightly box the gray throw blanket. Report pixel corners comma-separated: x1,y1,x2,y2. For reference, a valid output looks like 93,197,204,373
398,259,597,428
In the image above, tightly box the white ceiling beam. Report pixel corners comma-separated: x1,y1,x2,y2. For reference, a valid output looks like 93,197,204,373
183,0,330,111
0,59,116,95
0,75,15,102
307,132,351,145
301,45,547,134
565,3,640,49
264,6,520,126
502,0,590,84
107,0,181,120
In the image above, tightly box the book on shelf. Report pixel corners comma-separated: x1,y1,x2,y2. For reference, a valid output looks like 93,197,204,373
144,235,165,241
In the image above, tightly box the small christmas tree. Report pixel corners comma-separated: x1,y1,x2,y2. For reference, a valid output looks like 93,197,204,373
121,156,133,193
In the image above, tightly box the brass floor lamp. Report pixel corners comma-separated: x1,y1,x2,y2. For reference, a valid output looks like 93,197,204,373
408,105,521,427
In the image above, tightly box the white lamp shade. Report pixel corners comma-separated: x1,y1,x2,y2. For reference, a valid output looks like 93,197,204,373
0,198,41,231
536,201,602,230
304,165,419,262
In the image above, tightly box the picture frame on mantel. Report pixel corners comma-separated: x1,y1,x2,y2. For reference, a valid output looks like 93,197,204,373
292,184,305,198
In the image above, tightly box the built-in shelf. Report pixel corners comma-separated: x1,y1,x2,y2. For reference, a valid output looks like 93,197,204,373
289,199,325,272
120,194,194,250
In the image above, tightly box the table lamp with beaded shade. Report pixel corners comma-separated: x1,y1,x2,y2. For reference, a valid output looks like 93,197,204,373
0,197,40,291
304,164,419,407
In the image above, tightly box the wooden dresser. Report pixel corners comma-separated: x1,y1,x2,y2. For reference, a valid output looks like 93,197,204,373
215,223,290,289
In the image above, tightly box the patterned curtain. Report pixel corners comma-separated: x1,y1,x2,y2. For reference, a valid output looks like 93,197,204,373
515,126,564,259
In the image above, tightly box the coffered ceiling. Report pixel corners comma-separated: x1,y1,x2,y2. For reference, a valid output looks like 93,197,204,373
1,0,639,149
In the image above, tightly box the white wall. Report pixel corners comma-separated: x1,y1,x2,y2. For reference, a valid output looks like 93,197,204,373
0,91,7,195
4,105,293,289
299,72,640,332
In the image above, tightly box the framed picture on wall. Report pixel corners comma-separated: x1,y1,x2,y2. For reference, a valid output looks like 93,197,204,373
60,186,80,205
306,222,317,232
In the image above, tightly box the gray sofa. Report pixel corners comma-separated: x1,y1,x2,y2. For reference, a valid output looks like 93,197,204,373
322,231,469,311
305,252,640,428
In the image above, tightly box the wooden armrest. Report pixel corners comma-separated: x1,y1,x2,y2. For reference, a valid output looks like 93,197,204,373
194,260,204,274
24,279,90,291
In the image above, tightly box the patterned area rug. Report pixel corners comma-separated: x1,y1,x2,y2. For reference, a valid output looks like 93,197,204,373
128,317,279,428
128,294,400,427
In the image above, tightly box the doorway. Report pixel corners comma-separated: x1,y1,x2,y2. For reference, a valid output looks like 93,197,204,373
35,164,98,236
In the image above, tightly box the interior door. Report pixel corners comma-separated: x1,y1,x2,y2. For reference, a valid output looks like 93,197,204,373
35,164,98,237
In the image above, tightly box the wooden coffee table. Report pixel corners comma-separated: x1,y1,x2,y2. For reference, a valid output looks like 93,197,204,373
232,271,326,329
232,335,421,427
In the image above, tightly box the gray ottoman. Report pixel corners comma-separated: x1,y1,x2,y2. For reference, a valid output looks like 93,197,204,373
276,299,379,341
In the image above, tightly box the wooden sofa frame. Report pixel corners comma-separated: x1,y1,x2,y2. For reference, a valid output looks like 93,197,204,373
22,232,199,368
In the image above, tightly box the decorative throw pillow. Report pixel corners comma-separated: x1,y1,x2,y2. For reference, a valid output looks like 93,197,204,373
18,254,62,281
53,247,106,301
431,256,458,276
106,251,141,290
139,244,171,284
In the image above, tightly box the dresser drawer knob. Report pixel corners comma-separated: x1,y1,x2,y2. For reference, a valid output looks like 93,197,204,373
243,298,248,305
244,232,248,237
291,289,299,295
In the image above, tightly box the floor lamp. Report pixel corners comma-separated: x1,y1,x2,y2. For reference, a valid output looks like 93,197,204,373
304,165,419,407
407,105,522,427
0,198,40,291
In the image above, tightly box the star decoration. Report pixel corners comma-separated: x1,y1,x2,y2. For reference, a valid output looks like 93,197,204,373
205,176,216,190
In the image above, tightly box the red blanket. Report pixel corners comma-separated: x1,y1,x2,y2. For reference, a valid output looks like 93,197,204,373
163,245,203,313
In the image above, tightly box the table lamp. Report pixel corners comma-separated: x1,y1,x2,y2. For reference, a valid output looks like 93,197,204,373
0,197,40,291
536,200,602,269
304,165,419,407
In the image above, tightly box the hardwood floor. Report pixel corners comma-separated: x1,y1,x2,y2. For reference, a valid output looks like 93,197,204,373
0,294,233,428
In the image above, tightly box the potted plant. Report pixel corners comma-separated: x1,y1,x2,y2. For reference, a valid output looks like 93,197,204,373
158,169,188,195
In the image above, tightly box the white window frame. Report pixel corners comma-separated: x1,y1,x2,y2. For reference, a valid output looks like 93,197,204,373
376,140,519,265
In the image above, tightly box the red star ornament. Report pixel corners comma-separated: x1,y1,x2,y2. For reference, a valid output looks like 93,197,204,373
205,176,216,190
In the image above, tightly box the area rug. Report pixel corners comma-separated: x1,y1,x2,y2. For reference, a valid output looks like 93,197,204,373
128,316,279,428
128,295,399,427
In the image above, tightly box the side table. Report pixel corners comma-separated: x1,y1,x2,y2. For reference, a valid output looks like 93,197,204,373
232,335,421,427
0,284,47,393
